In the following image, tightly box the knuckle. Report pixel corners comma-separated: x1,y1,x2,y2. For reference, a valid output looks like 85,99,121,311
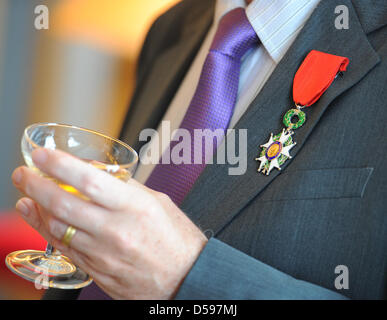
103,223,132,253
145,196,164,218
117,232,133,251
82,174,101,196
49,196,68,218
115,234,137,258
48,218,62,238
55,153,69,169
147,204,160,218
23,174,33,196
155,191,170,203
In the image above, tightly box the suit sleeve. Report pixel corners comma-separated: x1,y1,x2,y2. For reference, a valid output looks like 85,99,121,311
174,238,348,300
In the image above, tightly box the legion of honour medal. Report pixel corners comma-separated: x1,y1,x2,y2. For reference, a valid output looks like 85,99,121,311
256,50,349,175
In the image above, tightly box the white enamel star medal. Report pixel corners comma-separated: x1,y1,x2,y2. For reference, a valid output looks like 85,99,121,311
255,109,301,175
255,50,349,175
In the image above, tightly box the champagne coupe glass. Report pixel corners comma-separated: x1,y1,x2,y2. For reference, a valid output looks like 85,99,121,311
6,123,138,289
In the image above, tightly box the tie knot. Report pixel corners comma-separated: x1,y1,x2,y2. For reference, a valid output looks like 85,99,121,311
210,7,259,60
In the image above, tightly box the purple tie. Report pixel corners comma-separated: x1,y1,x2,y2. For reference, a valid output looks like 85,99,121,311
145,7,259,205
78,7,258,300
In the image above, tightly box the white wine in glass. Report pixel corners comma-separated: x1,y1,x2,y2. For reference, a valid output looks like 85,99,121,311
6,123,138,289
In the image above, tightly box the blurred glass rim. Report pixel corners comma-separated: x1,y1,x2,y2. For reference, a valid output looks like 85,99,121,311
23,122,139,169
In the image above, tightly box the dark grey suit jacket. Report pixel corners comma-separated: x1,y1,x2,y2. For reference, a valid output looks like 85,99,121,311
45,0,387,300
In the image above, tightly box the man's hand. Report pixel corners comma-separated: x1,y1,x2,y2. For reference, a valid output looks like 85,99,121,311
11,148,208,299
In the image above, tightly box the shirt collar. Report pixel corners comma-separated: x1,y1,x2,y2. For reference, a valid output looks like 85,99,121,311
214,0,321,63
214,0,245,23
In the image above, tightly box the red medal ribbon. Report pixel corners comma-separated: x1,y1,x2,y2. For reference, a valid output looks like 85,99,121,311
293,50,349,107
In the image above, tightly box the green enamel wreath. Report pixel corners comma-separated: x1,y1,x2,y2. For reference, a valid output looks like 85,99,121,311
283,109,306,130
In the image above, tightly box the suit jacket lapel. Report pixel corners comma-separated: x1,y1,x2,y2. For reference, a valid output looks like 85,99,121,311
120,0,215,150
181,0,380,234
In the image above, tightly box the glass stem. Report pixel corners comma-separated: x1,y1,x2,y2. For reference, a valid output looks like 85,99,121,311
44,243,61,258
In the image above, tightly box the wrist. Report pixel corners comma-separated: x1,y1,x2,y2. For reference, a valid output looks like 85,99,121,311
167,231,208,299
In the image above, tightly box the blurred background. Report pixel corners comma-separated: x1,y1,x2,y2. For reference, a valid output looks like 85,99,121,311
0,0,180,299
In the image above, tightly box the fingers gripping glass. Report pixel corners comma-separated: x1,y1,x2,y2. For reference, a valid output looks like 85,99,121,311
5,123,138,289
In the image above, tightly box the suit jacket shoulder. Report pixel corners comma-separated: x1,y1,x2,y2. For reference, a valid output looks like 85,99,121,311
119,0,215,149
351,0,387,34
136,0,215,89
